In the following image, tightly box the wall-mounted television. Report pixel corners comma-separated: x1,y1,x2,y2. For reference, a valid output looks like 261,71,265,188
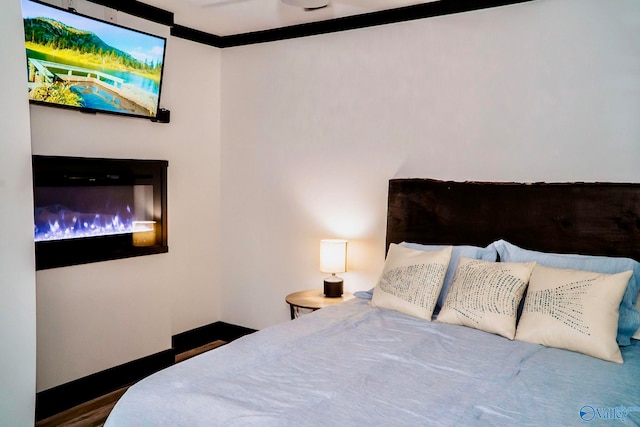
22,0,167,120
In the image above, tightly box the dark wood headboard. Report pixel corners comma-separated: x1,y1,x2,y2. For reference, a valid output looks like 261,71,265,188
386,179,640,261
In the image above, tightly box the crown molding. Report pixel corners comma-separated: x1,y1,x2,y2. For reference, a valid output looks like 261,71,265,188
90,0,535,48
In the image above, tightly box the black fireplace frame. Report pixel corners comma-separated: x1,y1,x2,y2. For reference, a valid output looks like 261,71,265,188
32,155,168,270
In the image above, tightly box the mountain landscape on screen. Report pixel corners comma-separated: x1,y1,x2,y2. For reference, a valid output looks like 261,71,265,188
22,0,166,119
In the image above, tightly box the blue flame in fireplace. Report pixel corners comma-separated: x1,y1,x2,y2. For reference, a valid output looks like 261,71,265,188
34,204,138,241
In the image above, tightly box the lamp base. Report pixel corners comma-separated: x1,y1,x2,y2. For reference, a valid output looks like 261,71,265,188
323,277,343,298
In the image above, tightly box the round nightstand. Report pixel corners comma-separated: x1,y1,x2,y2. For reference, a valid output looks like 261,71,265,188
285,289,354,319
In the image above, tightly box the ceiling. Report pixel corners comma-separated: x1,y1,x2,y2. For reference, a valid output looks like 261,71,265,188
92,0,531,47
138,0,438,37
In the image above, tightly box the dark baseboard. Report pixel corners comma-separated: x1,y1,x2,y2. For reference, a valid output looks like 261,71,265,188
35,349,174,421
35,321,257,421
172,321,257,354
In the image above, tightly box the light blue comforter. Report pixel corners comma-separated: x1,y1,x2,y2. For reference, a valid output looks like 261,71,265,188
106,299,640,426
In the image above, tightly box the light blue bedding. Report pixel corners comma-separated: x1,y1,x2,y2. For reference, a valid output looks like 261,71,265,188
106,299,640,426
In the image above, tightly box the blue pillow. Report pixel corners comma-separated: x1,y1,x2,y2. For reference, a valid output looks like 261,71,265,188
400,242,497,308
354,289,374,300
492,239,640,346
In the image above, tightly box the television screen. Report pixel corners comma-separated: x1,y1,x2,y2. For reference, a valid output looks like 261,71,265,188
22,0,167,120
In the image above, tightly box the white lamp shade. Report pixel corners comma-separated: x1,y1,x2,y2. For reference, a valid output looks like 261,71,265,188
319,239,347,274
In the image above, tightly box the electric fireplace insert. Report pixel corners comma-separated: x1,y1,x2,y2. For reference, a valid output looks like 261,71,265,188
33,155,168,270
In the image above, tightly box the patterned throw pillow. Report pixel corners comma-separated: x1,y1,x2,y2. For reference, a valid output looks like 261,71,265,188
515,264,632,363
492,239,640,346
437,257,535,339
400,242,497,308
371,244,452,321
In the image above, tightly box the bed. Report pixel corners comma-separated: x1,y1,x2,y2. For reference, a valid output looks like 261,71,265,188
105,178,640,426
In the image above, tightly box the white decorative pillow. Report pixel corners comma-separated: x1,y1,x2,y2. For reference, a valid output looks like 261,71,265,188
371,244,452,321
437,258,535,339
515,264,632,363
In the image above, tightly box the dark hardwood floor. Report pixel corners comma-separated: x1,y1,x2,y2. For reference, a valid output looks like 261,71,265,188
36,340,226,427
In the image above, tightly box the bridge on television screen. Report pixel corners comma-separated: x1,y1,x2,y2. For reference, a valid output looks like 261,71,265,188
28,58,124,88
27,58,156,115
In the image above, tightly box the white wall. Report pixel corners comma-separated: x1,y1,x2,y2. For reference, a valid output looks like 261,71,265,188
15,0,640,395
220,0,640,329
29,4,223,390
0,1,37,425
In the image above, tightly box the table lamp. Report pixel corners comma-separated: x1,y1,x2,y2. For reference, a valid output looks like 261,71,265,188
320,239,347,297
